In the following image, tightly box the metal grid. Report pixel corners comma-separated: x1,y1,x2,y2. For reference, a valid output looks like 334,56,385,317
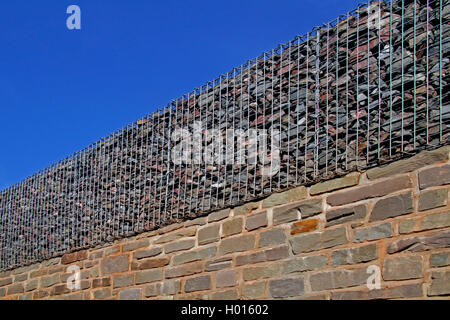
0,0,449,271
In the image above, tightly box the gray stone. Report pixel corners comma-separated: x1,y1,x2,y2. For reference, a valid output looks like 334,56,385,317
258,228,287,248
387,230,450,253
310,267,368,291
184,275,211,293
429,270,450,296
367,146,450,180
419,164,450,189
383,256,423,280
354,222,393,242
332,244,378,265
262,187,307,208
245,212,268,231
430,252,450,267
290,227,348,254
369,192,413,222
282,255,328,273
101,255,129,275
119,288,142,300
418,189,448,211
269,277,305,298
326,205,367,226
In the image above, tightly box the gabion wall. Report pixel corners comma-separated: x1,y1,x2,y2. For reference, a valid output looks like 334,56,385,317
1,0,449,271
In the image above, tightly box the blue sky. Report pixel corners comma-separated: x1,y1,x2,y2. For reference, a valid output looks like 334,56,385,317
0,0,363,190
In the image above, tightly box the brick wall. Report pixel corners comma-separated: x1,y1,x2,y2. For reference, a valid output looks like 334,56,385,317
1,146,450,300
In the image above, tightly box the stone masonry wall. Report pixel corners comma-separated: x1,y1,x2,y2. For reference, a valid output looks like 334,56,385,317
1,146,450,300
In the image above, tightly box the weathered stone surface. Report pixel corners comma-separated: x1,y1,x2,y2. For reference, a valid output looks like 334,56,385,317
242,281,266,300
0,277,12,287
387,230,450,253
144,280,181,298
245,212,268,231
113,274,133,288
331,284,423,300
18,293,32,300
33,290,49,299
7,283,24,295
419,164,450,189
133,248,163,260
367,147,450,180
208,209,231,222
419,212,450,231
399,219,416,234
259,228,287,247
219,234,255,255
61,250,88,264
185,217,207,227
198,224,220,245
136,257,170,270
429,270,450,296
184,275,211,293
234,202,260,216
105,246,120,256
135,269,163,285
272,203,300,225
164,239,196,254
243,263,282,281
327,175,412,206
173,246,216,265
282,255,328,274
51,284,70,296
327,205,367,226
276,199,324,220
40,274,59,288
216,270,237,288
290,227,348,254
332,244,378,265
119,288,141,300
154,228,196,244
310,173,360,195
269,277,304,298
204,257,233,272
92,277,111,288
236,246,289,266
0,288,5,297
209,289,239,300
430,252,450,267
354,222,393,242
262,186,307,208
291,219,319,235
383,256,423,280
418,189,448,211
12,264,39,275
101,255,129,275
24,279,38,292
161,280,181,296
165,262,203,279
369,192,414,222
309,267,367,291
122,240,150,252
222,217,243,237
92,288,111,299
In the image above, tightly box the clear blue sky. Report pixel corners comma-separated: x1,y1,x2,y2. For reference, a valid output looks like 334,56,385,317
0,0,363,190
